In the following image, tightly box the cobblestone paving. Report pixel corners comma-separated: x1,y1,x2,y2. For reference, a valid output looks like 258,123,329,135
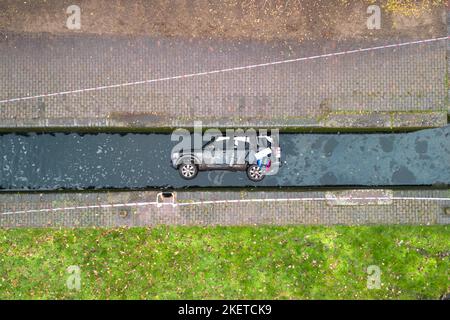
1,190,449,227
448,7,450,115
0,32,447,129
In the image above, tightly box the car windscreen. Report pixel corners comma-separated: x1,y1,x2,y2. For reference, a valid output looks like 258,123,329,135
257,137,272,149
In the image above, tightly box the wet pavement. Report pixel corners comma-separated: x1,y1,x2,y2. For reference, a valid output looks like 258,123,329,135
1,126,450,190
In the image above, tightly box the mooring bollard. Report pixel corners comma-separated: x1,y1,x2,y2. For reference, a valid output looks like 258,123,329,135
156,192,177,208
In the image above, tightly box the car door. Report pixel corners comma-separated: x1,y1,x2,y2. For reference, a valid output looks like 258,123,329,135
203,137,230,169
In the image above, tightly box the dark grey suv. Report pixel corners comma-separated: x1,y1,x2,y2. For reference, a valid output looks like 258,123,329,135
171,135,281,182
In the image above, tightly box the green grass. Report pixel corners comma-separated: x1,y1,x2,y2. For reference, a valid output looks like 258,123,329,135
0,226,448,299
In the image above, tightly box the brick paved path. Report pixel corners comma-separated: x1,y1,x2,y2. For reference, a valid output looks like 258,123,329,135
1,190,449,227
0,32,447,129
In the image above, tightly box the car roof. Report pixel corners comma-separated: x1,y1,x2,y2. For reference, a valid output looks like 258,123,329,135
215,136,273,143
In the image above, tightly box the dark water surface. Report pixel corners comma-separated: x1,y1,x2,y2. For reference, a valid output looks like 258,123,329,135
1,126,450,190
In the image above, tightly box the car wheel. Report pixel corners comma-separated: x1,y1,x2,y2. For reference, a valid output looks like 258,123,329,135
178,162,198,180
246,164,264,182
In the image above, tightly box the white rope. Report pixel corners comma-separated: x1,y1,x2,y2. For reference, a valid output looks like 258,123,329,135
2,195,450,216
0,36,447,104
0,201,158,215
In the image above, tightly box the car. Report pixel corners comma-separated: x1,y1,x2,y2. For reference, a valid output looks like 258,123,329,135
171,135,281,182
